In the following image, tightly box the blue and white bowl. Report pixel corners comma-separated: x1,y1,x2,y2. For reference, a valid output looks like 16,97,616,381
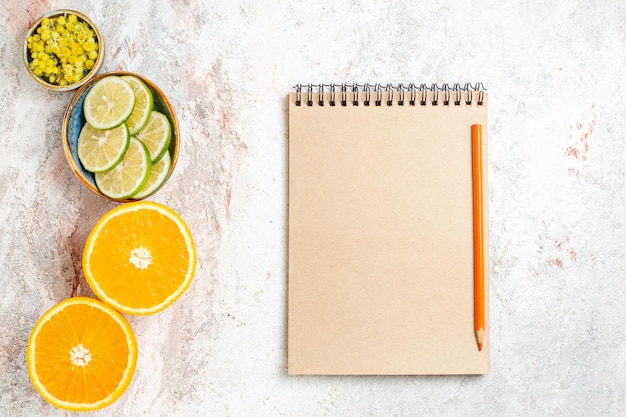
62,71,179,201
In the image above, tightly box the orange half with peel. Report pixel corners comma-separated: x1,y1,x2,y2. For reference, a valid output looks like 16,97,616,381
26,297,137,411
83,201,196,315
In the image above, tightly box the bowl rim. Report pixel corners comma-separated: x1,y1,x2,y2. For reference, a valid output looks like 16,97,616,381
61,71,180,202
23,9,105,92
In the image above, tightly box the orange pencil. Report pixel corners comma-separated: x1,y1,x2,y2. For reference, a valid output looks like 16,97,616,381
471,124,485,352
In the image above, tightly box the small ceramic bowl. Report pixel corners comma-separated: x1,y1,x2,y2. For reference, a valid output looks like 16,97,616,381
23,9,105,91
62,71,180,201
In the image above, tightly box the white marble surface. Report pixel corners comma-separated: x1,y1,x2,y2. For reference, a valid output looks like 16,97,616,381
1,0,626,415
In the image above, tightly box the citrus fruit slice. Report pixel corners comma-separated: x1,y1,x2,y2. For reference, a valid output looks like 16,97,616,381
133,151,171,199
95,137,151,200
135,111,171,163
77,123,130,172
83,201,196,315
121,75,154,135
26,297,137,412
83,76,136,129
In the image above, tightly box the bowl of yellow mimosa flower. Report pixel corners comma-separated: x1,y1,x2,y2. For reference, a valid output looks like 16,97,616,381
23,10,105,91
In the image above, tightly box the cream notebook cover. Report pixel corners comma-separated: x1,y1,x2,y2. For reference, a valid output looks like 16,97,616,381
288,83,489,375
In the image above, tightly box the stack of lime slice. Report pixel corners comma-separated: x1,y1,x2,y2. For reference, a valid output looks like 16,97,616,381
78,75,172,200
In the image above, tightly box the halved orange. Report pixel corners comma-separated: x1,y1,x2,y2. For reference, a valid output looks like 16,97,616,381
26,297,137,411
83,201,196,315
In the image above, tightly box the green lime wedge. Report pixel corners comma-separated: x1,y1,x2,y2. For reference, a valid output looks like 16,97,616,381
77,123,130,172
84,76,136,130
121,75,154,135
135,111,171,163
133,151,171,199
95,137,151,200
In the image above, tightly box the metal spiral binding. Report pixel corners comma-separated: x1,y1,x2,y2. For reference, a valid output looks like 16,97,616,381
294,82,486,106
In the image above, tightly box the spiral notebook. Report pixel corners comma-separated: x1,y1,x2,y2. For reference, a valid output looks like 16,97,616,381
288,83,489,375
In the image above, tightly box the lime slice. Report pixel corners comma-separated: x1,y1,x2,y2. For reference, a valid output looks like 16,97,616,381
133,151,171,199
95,137,151,200
121,76,154,135
135,111,171,163
84,76,136,130
77,123,130,172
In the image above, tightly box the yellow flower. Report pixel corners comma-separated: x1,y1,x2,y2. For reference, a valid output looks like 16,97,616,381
83,40,96,51
27,13,98,85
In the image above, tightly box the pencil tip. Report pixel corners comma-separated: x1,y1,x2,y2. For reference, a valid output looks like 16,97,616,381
475,328,485,351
